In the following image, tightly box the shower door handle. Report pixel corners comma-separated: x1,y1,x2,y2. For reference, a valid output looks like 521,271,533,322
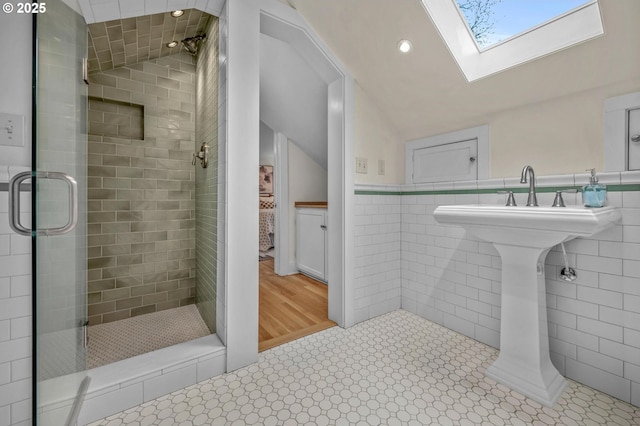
9,171,78,236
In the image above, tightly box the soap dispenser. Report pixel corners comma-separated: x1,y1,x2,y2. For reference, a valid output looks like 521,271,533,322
582,168,607,208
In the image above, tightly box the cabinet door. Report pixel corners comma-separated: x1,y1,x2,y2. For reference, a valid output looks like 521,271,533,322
296,209,326,280
412,139,478,183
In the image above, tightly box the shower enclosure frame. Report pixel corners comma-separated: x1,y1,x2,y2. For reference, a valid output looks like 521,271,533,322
30,2,90,424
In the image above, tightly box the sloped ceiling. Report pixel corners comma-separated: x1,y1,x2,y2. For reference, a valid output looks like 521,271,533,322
285,0,640,142
87,9,211,74
260,34,328,169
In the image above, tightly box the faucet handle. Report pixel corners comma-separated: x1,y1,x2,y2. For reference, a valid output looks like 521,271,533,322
552,189,578,207
497,190,517,207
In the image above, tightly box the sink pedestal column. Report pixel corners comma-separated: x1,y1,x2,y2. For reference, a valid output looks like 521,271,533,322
433,204,620,406
486,244,567,407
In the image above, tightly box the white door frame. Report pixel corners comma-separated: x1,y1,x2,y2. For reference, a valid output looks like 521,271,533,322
273,131,296,275
260,0,355,329
604,91,640,172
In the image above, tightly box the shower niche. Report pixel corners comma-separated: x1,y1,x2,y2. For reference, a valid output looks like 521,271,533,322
88,98,144,140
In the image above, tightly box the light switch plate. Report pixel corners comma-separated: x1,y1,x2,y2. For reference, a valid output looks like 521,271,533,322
0,113,24,147
378,159,385,175
356,157,368,174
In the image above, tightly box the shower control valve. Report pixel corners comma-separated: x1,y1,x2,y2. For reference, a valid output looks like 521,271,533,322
193,142,210,168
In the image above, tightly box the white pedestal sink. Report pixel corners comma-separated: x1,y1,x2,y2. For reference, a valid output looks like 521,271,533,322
433,204,620,406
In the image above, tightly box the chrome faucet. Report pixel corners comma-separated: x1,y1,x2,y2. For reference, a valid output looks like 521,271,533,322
520,165,538,207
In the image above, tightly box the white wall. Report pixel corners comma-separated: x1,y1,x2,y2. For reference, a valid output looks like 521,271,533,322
0,11,33,426
288,140,328,267
259,121,275,166
0,13,32,167
488,80,640,178
369,77,640,184
381,78,640,183
224,0,260,371
354,83,403,184
260,33,328,169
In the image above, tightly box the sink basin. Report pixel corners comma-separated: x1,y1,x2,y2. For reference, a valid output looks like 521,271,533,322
434,205,620,247
434,204,620,406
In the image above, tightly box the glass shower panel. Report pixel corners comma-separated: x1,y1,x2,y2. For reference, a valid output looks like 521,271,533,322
34,0,89,424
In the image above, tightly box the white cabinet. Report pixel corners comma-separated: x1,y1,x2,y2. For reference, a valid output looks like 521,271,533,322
295,206,327,283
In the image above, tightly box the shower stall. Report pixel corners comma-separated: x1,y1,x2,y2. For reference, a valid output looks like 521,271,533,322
85,9,218,367
27,2,222,423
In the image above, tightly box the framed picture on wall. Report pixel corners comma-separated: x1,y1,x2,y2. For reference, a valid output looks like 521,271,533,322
259,165,274,195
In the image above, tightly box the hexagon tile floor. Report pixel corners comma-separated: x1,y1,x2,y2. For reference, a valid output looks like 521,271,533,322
88,305,211,369
88,310,640,426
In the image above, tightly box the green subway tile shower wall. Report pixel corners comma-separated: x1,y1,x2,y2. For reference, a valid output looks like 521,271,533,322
87,51,197,325
195,16,220,333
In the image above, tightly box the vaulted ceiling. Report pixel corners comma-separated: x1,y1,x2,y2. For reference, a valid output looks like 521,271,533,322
285,0,640,142
83,0,640,155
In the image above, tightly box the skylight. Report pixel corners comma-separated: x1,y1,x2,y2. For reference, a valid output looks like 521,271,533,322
456,0,592,49
421,0,604,81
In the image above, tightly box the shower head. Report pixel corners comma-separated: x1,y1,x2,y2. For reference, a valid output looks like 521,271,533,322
181,34,206,55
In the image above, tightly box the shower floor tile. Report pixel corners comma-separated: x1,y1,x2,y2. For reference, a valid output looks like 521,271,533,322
88,309,640,425
88,305,211,369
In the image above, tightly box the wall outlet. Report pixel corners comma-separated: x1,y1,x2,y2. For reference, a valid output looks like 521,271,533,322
356,157,368,174
378,159,385,175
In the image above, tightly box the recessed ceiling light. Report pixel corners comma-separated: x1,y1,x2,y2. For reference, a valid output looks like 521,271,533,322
171,10,184,18
167,41,179,48
397,39,412,53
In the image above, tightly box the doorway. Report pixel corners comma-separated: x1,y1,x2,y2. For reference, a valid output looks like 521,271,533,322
257,124,334,350
257,15,341,348
259,2,355,332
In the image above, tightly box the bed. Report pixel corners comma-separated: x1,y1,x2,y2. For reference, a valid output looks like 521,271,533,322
259,197,275,252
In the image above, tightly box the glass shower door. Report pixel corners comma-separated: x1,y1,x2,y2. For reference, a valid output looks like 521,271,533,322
33,1,89,424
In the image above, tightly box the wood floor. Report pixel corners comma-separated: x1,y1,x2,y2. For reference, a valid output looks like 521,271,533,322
259,258,336,352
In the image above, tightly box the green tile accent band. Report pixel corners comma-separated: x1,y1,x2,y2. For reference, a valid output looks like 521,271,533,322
354,190,404,196
355,184,640,196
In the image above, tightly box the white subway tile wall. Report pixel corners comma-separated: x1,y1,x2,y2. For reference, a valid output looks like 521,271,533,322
0,167,32,426
354,172,640,407
353,193,402,324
